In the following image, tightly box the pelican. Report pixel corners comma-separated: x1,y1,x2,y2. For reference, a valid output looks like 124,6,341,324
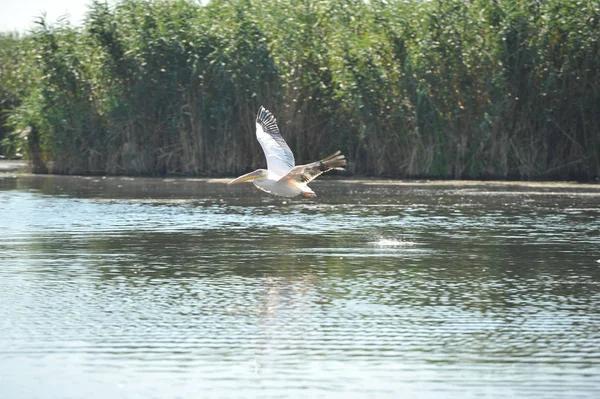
228,106,346,197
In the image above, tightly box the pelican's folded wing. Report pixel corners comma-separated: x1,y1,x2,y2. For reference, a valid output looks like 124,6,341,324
256,106,295,176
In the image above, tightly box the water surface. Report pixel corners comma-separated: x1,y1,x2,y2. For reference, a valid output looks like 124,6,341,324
1,174,599,398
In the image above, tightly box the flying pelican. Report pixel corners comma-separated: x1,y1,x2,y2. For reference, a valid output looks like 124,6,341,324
228,106,346,197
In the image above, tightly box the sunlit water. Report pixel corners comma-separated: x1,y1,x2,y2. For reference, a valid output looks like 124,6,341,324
1,174,599,398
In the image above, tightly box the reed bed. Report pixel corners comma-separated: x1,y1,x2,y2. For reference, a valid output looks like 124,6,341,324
1,0,598,179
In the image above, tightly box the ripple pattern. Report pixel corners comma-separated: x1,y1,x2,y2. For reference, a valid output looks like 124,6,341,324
1,176,599,398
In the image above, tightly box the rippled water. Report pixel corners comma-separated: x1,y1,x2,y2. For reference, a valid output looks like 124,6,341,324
1,174,599,398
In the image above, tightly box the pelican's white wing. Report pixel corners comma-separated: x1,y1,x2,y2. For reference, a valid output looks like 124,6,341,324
256,106,295,176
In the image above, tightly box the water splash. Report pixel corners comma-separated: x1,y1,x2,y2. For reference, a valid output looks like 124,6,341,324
371,238,416,247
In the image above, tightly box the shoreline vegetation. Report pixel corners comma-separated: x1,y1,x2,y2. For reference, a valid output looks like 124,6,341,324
0,0,599,181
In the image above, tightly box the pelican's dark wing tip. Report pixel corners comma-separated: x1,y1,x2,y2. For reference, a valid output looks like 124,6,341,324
256,106,280,135
257,105,265,119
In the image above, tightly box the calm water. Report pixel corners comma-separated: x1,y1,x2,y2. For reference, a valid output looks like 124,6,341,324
1,174,599,398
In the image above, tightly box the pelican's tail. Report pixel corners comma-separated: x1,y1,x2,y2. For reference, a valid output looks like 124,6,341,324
320,150,346,171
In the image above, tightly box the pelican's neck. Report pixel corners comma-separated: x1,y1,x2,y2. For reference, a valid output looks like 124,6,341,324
258,170,281,182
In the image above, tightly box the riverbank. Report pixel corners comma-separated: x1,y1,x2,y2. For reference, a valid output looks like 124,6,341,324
1,161,598,193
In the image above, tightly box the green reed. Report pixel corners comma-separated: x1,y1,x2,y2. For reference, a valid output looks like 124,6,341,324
1,0,598,179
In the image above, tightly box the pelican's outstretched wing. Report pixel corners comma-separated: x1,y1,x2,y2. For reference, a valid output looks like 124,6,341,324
280,150,346,185
256,106,295,176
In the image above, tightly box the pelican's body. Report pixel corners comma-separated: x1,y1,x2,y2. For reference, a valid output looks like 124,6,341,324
228,106,346,197
252,170,306,197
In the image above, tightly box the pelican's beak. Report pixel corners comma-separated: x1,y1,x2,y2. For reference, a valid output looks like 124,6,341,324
227,170,264,185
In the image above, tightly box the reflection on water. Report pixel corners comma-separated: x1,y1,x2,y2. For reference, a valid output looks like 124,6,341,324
1,174,599,398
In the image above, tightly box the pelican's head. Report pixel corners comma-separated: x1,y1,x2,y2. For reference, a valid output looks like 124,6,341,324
227,169,268,185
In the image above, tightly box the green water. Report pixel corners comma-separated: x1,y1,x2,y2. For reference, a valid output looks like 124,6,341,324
1,175,599,398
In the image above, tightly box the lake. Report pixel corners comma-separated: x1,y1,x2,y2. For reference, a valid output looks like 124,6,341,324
1,174,599,398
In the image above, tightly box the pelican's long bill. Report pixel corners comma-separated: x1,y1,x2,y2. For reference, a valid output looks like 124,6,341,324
227,170,266,185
